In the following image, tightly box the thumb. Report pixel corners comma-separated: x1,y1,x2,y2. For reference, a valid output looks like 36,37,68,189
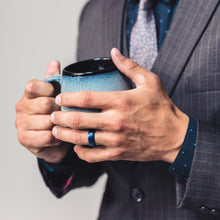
45,60,60,79
111,48,153,87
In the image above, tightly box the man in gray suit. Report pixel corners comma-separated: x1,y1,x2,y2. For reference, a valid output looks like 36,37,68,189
15,0,220,219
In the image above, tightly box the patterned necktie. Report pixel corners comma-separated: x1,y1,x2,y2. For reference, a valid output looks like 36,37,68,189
130,0,158,70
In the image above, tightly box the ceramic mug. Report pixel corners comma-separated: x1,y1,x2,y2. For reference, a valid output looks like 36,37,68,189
45,58,132,112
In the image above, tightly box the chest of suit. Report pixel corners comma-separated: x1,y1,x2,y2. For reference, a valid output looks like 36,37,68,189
76,0,220,219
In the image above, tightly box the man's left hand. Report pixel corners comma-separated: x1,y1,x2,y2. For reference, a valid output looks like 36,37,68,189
51,48,189,164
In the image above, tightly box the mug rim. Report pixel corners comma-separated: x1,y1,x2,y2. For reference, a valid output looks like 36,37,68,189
63,57,117,76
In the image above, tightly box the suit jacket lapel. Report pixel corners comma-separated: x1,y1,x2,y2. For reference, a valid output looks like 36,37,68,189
151,0,219,96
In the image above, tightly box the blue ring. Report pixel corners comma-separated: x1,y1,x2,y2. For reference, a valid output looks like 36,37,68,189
88,130,96,147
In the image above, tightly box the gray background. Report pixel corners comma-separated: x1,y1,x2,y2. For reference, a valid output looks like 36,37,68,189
0,0,106,219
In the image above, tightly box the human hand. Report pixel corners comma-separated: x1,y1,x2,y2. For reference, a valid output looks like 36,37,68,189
51,48,189,164
15,60,71,163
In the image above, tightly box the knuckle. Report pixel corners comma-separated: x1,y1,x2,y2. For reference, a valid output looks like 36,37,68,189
111,119,124,131
44,116,53,129
79,92,92,107
40,98,53,113
114,97,125,108
70,113,81,127
116,98,132,111
111,136,123,147
17,130,27,146
43,132,55,145
40,116,52,130
71,132,82,144
26,79,37,92
15,100,24,113
128,60,139,72
15,118,23,129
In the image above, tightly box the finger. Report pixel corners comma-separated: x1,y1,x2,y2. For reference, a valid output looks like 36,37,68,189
17,130,61,148
111,48,154,87
51,111,109,130
55,90,121,109
45,60,60,78
22,97,60,115
24,79,55,99
52,126,122,148
74,145,123,163
15,114,53,130
52,126,89,145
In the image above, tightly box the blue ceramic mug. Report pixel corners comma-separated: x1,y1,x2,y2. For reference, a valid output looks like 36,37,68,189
45,58,132,112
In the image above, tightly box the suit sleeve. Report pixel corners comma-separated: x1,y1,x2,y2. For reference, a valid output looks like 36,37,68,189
176,120,220,216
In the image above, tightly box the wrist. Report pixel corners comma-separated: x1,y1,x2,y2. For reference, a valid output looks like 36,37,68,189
162,108,189,164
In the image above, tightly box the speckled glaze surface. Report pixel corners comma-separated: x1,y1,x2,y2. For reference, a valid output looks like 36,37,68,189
45,70,131,112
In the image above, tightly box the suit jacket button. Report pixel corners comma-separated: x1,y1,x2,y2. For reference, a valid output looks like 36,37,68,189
199,206,209,214
210,209,220,216
131,188,144,203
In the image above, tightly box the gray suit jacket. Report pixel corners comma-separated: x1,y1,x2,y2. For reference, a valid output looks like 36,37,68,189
41,0,220,219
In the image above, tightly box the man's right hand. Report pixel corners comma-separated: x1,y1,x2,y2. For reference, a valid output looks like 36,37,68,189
15,60,71,164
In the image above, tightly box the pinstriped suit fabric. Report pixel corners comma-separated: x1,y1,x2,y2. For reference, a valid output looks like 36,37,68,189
41,0,220,219
77,0,125,61
77,1,220,219
170,0,220,216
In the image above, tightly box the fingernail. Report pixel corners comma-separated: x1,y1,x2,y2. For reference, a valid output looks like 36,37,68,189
47,61,59,75
52,127,57,136
50,113,55,122
113,48,124,59
74,146,78,153
55,95,61,105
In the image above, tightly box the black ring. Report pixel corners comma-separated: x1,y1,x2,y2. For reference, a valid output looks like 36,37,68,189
88,130,96,147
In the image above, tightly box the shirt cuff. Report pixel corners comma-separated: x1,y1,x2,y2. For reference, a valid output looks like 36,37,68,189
38,146,78,197
169,116,198,181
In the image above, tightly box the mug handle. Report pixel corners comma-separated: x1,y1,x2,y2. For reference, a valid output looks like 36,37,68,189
45,75,62,84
